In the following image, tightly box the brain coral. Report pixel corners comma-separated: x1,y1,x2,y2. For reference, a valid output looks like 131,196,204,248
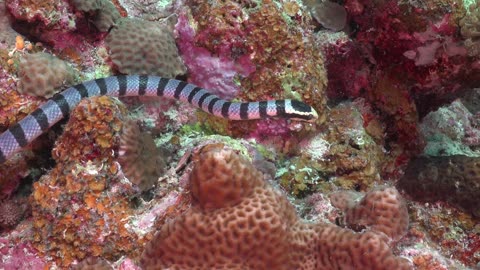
330,186,409,241
141,144,412,269
106,18,186,77
17,52,76,98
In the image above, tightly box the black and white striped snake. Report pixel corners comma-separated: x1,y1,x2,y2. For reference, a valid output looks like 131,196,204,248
0,75,318,164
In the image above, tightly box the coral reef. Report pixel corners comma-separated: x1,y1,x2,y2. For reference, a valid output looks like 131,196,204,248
320,0,480,159
398,155,480,217
72,257,113,270
5,0,73,29
279,100,385,196
310,1,347,31
460,0,480,56
17,52,77,98
0,240,48,269
1,0,480,268
0,0,16,47
408,201,480,267
0,70,42,132
420,99,480,156
106,17,186,77
29,96,141,266
141,144,412,269
175,11,255,100
176,0,328,137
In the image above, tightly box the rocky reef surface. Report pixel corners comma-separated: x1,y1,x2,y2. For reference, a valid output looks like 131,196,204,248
0,0,479,269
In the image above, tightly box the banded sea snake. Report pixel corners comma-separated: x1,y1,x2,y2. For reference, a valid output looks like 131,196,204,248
0,75,318,164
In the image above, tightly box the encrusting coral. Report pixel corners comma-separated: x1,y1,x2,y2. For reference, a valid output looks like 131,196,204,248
72,257,113,270
176,0,328,137
0,198,25,229
29,96,142,266
141,144,412,269
460,0,480,56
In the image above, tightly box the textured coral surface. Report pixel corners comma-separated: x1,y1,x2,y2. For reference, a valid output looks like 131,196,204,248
141,145,412,269
330,186,409,241
17,52,77,98
30,97,141,266
106,18,186,77
1,0,480,269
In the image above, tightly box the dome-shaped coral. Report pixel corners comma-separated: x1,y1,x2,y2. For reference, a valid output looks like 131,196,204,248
17,52,77,98
106,18,186,77
141,144,412,270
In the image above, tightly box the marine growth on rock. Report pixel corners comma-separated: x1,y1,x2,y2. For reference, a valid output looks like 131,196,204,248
0,0,479,269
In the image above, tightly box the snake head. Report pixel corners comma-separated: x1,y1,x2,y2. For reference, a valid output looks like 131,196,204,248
285,100,319,122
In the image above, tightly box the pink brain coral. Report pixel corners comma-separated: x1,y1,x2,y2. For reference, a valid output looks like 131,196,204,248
141,144,413,270
330,186,409,241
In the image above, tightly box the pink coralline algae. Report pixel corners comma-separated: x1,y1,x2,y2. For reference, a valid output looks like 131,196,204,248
175,10,255,99
248,118,292,140
319,0,480,156
5,0,73,29
0,240,47,270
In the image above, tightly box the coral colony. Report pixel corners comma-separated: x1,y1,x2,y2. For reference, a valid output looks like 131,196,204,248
1,0,480,269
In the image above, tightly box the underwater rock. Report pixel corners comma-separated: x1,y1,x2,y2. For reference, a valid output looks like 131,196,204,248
398,155,480,217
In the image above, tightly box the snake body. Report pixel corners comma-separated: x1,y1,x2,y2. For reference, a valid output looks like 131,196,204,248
0,75,318,164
